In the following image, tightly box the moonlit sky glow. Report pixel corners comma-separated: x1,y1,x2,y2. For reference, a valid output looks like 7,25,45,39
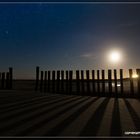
108,50,122,63
0,3,140,79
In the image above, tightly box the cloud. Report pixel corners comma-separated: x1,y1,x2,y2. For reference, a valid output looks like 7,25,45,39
80,52,99,60
118,22,139,28
80,53,93,58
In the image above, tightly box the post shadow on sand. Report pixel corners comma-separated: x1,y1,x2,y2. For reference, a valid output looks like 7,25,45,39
0,94,70,113
123,99,140,132
0,97,81,136
110,98,122,136
0,95,78,121
0,97,80,135
80,98,110,136
16,96,90,136
0,96,84,136
44,97,99,136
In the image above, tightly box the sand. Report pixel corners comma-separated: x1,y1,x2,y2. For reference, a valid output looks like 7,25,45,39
0,80,140,137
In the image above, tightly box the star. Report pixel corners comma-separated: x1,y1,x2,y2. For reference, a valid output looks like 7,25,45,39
5,30,9,35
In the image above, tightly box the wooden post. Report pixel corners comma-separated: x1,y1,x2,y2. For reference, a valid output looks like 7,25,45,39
92,70,95,96
66,71,69,94
97,70,100,95
136,69,140,94
44,71,47,92
1,72,5,89
40,71,44,92
114,69,118,96
120,69,124,95
61,70,64,93
0,72,1,89
86,70,90,95
108,69,112,96
9,67,13,89
101,70,105,96
56,70,60,93
47,71,51,92
76,70,80,94
69,71,73,94
81,70,85,94
35,66,39,91
6,72,10,89
52,71,56,93
129,69,134,95
60,70,64,93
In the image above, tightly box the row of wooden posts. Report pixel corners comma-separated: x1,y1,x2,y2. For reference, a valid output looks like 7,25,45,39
0,67,13,89
35,67,140,97
1,67,140,97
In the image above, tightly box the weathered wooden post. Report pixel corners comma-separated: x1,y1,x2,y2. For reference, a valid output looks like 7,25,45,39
69,71,73,94
52,71,56,93
108,69,112,96
35,66,40,91
81,70,85,95
76,70,80,94
44,71,47,92
61,70,64,93
102,70,105,95
136,69,140,94
6,72,10,89
92,70,95,96
40,71,44,92
114,69,118,96
66,71,69,94
56,70,60,93
0,72,1,89
9,67,13,89
129,69,134,96
120,69,124,95
86,70,90,95
97,70,100,96
102,70,105,96
47,71,51,92
1,72,5,89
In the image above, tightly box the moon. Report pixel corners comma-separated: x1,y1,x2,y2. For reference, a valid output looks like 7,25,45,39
108,50,122,63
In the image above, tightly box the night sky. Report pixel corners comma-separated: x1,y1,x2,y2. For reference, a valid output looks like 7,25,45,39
0,3,140,79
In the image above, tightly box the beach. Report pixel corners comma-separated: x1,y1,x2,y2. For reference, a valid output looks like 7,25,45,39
0,80,139,137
